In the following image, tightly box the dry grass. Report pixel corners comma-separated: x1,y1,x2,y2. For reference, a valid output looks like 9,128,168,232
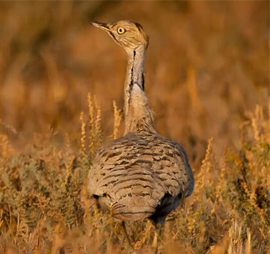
0,1,269,253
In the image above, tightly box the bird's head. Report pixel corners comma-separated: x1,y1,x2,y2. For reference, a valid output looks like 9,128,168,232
91,20,149,52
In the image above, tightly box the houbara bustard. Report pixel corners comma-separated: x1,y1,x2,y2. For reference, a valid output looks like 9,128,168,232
88,20,194,246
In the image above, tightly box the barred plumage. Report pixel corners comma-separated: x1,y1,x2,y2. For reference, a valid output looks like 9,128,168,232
88,20,194,226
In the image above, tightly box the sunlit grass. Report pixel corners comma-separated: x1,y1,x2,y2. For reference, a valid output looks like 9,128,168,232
0,101,269,253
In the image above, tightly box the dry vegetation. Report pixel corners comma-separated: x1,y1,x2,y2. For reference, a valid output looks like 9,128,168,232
0,1,269,254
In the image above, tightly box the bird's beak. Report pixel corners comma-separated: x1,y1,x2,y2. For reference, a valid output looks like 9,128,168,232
91,21,110,32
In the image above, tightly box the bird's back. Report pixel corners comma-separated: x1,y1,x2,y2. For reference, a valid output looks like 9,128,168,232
88,130,194,223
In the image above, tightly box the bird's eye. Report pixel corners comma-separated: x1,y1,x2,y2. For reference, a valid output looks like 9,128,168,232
117,27,126,34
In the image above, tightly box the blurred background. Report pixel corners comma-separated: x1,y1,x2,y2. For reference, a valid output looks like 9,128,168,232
0,1,268,167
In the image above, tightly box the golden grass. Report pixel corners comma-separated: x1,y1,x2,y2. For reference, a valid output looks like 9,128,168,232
0,1,269,253
0,99,269,253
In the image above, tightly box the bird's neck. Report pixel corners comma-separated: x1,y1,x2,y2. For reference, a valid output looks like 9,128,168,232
123,46,156,135
124,47,145,108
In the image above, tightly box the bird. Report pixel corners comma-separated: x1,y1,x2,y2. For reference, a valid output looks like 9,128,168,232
88,20,194,241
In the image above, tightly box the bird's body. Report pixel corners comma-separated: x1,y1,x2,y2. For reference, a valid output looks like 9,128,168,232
89,129,193,225
88,20,194,226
